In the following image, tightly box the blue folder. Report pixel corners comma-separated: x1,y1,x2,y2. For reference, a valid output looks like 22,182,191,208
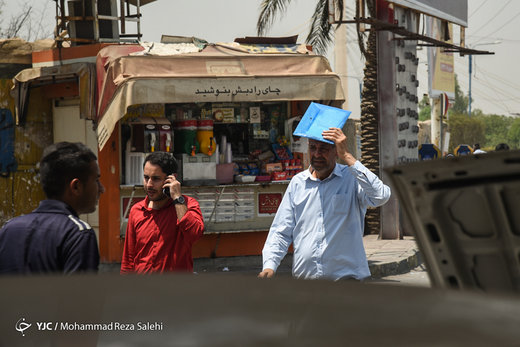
292,102,351,144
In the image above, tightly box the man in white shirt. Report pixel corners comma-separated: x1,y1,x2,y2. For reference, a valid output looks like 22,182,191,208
258,128,391,281
473,143,487,154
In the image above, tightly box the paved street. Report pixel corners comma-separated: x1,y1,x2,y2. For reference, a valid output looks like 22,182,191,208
192,261,433,289
103,236,430,287
371,264,431,287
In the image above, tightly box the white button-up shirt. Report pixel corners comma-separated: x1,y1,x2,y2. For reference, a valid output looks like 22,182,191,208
262,161,391,280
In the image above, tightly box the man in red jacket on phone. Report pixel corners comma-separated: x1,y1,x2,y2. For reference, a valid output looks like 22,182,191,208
121,152,204,273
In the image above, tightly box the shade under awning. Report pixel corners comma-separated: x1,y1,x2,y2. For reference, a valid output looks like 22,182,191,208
11,62,96,125
97,75,344,148
95,44,345,150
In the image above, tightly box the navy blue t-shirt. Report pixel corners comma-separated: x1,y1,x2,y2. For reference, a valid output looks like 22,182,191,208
0,200,99,274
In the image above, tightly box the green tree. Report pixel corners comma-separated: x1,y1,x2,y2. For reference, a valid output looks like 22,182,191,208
447,113,485,153
475,114,514,149
448,75,468,116
418,94,431,121
507,117,520,149
469,109,484,118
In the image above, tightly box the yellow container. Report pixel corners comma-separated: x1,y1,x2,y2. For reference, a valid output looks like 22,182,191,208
197,119,217,156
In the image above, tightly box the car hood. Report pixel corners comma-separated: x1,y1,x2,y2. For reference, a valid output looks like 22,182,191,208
386,150,520,293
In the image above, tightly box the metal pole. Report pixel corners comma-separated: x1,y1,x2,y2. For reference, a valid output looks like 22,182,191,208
439,95,443,154
468,54,472,117
467,41,500,117
358,81,362,104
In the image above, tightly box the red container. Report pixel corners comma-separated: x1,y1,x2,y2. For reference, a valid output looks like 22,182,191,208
158,122,173,152
271,171,287,181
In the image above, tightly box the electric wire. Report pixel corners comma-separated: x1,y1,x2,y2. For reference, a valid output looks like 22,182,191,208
473,10,520,44
455,54,520,93
469,0,488,19
455,67,520,114
454,62,520,108
480,73,513,113
470,0,513,37
428,48,518,115
456,63,520,101
477,68,520,94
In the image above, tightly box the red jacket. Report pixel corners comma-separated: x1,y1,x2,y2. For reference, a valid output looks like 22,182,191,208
120,195,204,273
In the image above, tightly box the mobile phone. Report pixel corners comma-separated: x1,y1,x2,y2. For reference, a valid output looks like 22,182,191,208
163,187,170,196
163,167,176,197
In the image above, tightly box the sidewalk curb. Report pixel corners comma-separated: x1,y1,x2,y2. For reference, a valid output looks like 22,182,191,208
368,249,422,279
100,243,423,278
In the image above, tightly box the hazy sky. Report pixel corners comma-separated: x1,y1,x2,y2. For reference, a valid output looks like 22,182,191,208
2,0,519,117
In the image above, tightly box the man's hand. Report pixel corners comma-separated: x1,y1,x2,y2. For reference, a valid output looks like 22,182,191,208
322,127,356,166
163,174,182,199
163,174,187,220
258,268,275,279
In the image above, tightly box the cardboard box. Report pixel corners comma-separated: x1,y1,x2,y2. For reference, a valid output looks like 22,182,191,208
266,162,283,173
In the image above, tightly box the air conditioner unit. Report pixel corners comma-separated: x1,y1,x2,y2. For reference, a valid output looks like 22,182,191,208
125,152,147,185
67,0,119,45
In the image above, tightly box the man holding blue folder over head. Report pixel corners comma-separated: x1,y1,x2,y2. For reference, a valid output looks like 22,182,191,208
258,103,391,281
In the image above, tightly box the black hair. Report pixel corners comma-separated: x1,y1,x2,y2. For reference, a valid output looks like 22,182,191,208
39,142,97,199
144,152,178,176
473,143,481,150
495,143,510,151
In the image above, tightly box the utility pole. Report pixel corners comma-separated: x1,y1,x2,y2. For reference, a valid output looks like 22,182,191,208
468,54,472,116
468,41,501,116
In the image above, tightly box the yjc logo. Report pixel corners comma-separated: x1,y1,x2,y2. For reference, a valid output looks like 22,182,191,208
15,318,31,337
36,322,54,331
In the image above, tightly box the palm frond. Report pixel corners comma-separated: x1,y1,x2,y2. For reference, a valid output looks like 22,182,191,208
334,0,344,25
357,0,377,58
355,0,366,57
305,0,333,55
257,0,293,36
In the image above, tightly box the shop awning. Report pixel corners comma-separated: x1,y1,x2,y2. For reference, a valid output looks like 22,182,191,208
11,62,96,125
95,44,345,150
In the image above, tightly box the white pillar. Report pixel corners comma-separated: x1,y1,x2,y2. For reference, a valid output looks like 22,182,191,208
334,22,348,111
431,97,441,147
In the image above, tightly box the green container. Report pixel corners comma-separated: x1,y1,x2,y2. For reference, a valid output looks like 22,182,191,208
174,120,199,155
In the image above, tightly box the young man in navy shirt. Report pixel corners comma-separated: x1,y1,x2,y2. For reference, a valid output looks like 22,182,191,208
0,142,104,274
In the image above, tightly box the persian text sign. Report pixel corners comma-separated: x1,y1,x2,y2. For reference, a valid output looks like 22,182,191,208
258,193,282,215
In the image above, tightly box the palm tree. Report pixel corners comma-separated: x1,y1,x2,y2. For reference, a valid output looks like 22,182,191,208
257,0,343,56
257,0,381,235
